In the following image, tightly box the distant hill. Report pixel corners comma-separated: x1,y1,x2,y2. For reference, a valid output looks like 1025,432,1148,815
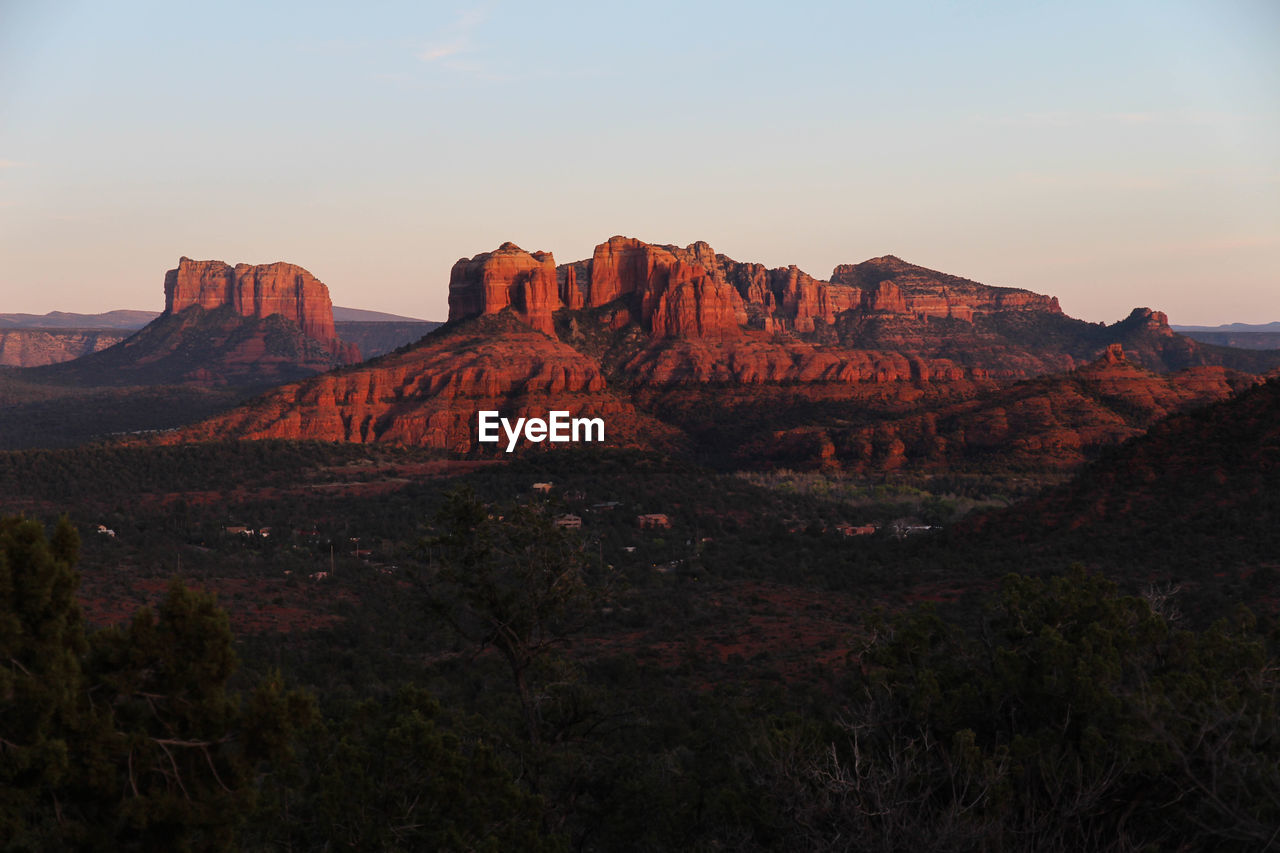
1175,331,1280,351
334,320,442,359
1173,321,1280,332
736,344,1257,473
332,306,432,323
0,329,129,367
0,306,436,328
0,310,158,330
960,375,1280,594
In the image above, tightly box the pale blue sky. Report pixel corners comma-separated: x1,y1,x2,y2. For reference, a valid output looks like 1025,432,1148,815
1,0,1276,323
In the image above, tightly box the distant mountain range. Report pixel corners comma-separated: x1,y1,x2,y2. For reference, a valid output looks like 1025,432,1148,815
332,306,430,323
1172,321,1280,333
0,310,159,330
0,305,430,329
5,239,1278,464
0,301,439,368
1172,322,1280,351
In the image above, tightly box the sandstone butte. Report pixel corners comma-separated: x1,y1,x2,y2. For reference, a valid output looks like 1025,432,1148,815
165,257,360,362
448,236,1063,340
445,235,1256,385
160,236,1280,464
23,257,363,388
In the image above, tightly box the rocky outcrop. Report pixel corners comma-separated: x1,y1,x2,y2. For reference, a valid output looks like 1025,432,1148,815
580,237,744,338
962,372,1280,551
29,307,356,388
621,337,971,386
142,238,1280,471
459,236,1077,342
581,237,855,335
0,329,127,367
163,257,359,361
830,255,1062,321
164,313,682,452
447,243,561,336
560,265,585,310
742,345,1256,474
25,258,360,387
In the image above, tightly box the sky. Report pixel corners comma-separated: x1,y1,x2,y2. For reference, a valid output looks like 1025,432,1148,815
1,0,1277,325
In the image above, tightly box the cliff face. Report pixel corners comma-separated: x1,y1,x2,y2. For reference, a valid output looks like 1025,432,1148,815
447,243,561,336
0,329,127,367
448,236,1079,345
164,257,358,362
26,258,360,387
153,237,1280,472
830,255,1062,321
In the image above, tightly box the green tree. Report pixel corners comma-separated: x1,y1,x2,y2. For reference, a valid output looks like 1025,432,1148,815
422,490,596,747
0,517,311,851
765,567,1280,851
82,579,312,850
250,686,557,852
0,516,86,848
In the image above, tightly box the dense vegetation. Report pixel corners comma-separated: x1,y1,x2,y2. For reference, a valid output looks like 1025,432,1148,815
1,377,1278,849
3,506,1276,851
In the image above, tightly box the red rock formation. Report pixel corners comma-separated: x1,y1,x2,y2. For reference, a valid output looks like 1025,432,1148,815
447,242,560,336
1123,307,1174,337
0,329,127,367
164,313,682,452
813,346,1256,474
586,236,664,307
163,257,358,361
144,238,1279,469
860,280,908,314
830,255,1061,321
644,264,743,339
560,265,585,310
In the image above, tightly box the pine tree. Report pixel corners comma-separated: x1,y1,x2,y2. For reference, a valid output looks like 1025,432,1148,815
0,516,86,847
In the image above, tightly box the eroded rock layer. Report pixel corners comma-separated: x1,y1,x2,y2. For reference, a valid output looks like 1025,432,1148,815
161,236,1280,470
735,345,1255,473
26,258,360,387
0,329,127,367
164,257,358,361
447,243,561,336
166,313,681,452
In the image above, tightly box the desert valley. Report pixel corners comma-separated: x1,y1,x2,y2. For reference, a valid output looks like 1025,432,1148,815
2,235,1278,850
4,1,1278,848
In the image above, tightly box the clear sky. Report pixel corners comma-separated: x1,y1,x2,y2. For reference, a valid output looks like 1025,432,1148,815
1,0,1276,324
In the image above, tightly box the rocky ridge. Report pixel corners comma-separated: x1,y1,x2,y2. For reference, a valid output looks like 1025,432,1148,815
167,313,681,451
165,257,359,362
156,237,1280,469
737,344,1257,473
0,329,128,367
